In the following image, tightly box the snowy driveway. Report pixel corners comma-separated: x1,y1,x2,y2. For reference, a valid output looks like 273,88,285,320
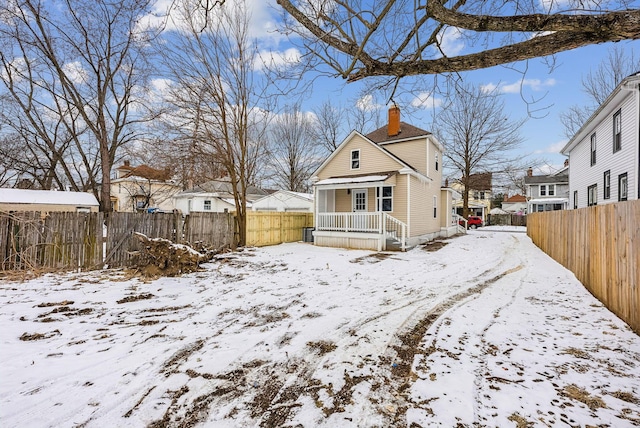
1,228,639,427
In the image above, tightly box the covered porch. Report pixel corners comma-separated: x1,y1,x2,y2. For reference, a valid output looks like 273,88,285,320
313,173,407,251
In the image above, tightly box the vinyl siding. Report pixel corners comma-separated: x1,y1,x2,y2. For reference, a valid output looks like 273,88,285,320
409,176,440,236
569,91,638,208
316,134,404,180
382,139,427,175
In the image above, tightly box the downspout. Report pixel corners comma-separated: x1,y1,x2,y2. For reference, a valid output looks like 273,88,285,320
637,84,640,199
407,174,411,247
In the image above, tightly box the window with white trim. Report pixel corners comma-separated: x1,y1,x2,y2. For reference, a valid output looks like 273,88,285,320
376,186,393,212
613,109,622,152
590,133,596,166
573,190,578,209
351,149,360,169
618,173,628,201
204,200,211,211
587,184,597,206
435,153,439,171
603,170,610,199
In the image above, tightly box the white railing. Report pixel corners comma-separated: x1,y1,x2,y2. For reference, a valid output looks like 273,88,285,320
316,212,381,233
382,212,407,250
453,214,467,233
316,212,407,250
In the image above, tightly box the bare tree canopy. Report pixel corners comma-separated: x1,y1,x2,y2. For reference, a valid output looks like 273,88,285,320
560,46,640,138
0,0,158,210
434,83,525,217
268,104,320,192
160,0,271,246
276,0,640,82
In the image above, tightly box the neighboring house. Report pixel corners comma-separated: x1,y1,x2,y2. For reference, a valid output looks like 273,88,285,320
311,105,457,251
0,188,99,213
451,172,493,221
173,179,267,214
561,72,639,208
252,190,313,212
501,194,527,214
111,161,181,212
524,164,570,212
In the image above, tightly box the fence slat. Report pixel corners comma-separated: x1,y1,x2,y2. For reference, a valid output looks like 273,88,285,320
527,200,640,334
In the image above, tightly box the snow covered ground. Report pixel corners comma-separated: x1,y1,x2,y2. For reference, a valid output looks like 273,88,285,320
1,227,639,427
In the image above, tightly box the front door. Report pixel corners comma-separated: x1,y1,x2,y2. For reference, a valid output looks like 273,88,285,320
352,189,367,212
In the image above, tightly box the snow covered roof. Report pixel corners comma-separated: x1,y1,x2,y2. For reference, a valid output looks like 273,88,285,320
314,173,394,188
0,188,99,206
528,198,568,204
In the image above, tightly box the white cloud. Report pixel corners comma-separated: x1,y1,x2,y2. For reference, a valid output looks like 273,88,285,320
62,61,88,85
437,27,465,57
410,92,443,109
483,78,556,94
534,140,567,154
253,48,301,71
355,94,383,112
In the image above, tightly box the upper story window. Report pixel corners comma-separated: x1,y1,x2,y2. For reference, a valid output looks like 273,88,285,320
587,184,598,206
590,133,596,166
204,200,212,211
435,153,439,171
618,173,628,201
603,170,611,199
613,109,622,153
351,149,360,170
540,184,555,197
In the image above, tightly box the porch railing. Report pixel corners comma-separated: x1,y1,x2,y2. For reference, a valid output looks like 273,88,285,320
316,212,407,250
316,212,381,232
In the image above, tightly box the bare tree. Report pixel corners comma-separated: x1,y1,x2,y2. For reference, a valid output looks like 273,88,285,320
312,100,345,154
276,1,640,83
560,46,640,137
0,0,157,210
161,0,271,246
268,104,321,192
435,84,525,218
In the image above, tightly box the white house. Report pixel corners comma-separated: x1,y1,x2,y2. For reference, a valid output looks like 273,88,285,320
252,190,313,212
524,165,570,212
110,161,181,212
173,179,267,214
561,72,639,208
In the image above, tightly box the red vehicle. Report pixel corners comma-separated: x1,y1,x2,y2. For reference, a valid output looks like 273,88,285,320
459,215,483,229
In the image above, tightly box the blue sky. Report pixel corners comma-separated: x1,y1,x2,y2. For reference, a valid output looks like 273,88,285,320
147,0,640,174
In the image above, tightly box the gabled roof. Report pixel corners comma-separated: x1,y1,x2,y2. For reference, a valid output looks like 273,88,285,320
175,179,267,198
466,173,492,191
254,190,313,203
562,71,640,154
312,130,431,183
365,122,431,144
117,163,172,181
524,173,568,185
504,194,526,203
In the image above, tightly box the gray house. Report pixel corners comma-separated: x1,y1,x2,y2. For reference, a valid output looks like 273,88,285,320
524,163,570,212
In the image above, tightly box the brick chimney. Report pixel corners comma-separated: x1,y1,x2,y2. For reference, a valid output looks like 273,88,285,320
388,104,400,137
527,167,533,177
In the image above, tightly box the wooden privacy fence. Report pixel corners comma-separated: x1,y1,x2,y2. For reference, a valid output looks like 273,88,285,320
488,214,527,227
1,211,314,272
246,212,314,247
527,200,640,333
0,211,103,271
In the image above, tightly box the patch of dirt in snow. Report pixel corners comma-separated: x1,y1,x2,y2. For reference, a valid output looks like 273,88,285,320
418,240,449,252
350,252,395,264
